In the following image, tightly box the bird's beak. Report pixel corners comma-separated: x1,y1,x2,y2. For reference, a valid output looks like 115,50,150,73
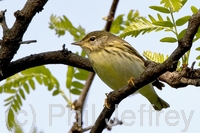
71,41,83,46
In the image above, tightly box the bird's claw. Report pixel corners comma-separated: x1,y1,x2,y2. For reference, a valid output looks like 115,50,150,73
104,93,111,109
127,77,136,87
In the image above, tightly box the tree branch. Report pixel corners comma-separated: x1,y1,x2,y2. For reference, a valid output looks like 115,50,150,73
89,9,200,133
159,62,200,88
0,49,93,81
104,0,119,31
0,9,8,31
0,0,47,75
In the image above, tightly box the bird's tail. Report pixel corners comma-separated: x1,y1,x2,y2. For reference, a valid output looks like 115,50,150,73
138,84,170,111
152,96,170,111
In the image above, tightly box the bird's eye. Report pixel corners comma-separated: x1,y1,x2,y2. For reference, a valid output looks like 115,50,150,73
90,36,96,41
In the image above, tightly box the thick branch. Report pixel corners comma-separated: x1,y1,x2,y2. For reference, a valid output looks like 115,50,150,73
2,48,200,88
0,49,93,81
159,66,200,88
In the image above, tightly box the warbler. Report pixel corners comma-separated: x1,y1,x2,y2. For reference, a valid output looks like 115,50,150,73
72,30,169,110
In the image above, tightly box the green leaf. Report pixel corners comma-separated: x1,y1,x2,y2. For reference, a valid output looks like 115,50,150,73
4,101,12,106
19,89,25,100
13,99,20,111
49,14,85,39
182,50,190,64
40,66,51,76
181,0,187,7
196,55,200,60
110,14,124,34
12,105,18,112
160,0,183,12
178,29,187,39
63,15,73,29
70,88,81,95
166,16,172,22
127,10,133,20
4,82,13,92
176,15,191,26
72,81,84,89
125,10,140,26
7,109,14,130
149,6,170,13
4,96,14,102
196,47,200,51
81,50,86,57
28,79,35,90
35,76,43,85
23,83,30,94
160,37,177,43
75,68,89,80
153,21,174,27
48,83,54,91
74,72,88,80
13,80,19,88
195,27,200,38
191,6,198,14
157,13,163,21
143,50,169,63
43,77,49,86
13,122,23,133
120,17,171,38
66,66,74,89
148,15,156,22
5,89,16,94
50,76,60,89
52,90,59,96
16,94,22,106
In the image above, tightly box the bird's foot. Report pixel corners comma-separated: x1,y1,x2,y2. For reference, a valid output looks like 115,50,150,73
127,77,136,87
104,93,111,109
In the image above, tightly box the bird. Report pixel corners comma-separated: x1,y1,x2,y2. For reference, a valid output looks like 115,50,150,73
72,30,170,111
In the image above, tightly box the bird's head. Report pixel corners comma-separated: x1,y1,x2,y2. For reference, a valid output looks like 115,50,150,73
71,30,120,54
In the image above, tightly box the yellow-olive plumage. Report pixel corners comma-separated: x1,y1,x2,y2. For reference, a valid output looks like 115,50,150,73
72,30,169,110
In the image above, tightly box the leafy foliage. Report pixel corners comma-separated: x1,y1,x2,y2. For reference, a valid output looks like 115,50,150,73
160,0,187,12
110,14,124,34
110,10,141,35
1,66,63,130
49,15,85,41
120,15,173,38
119,1,200,67
143,51,169,63
66,51,89,95
49,15,89,95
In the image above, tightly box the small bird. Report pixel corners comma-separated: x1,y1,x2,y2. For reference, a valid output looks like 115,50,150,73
72,30,169,110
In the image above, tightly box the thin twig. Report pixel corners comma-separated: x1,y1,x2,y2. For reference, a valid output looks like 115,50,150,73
69,72,95,133
0,10,8,31
18,40,37,44
104,0,119,31
83,118,122,132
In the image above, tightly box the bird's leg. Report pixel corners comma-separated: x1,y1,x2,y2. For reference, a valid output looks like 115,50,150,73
104,93,111,109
